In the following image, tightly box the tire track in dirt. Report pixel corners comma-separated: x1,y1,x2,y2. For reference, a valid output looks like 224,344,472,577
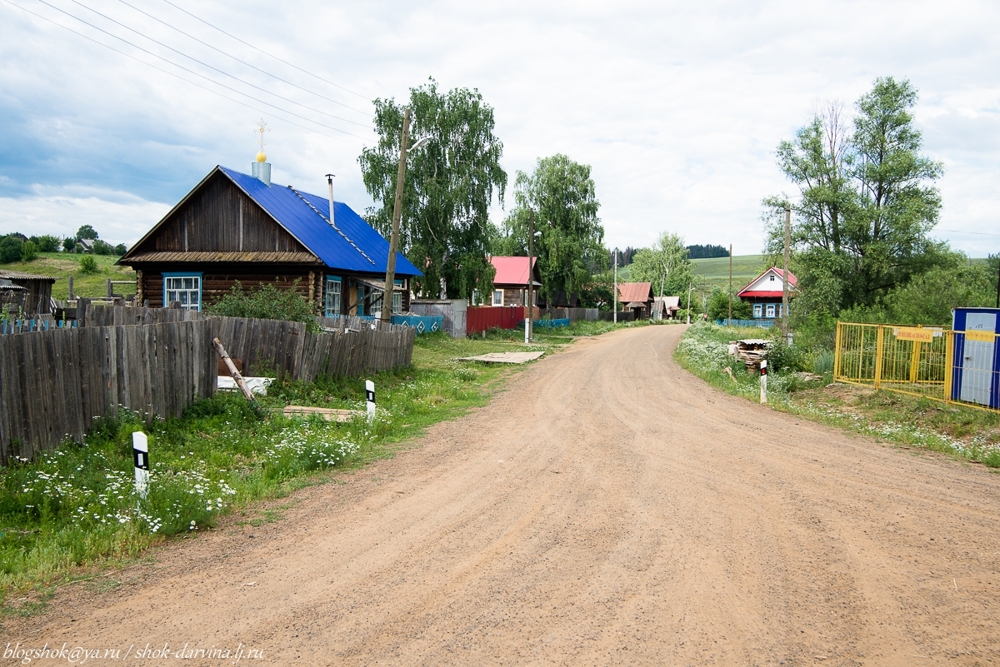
4,325,1000,666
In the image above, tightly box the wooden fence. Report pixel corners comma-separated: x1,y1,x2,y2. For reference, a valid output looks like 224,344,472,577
0,320,216,463
0,309,416,462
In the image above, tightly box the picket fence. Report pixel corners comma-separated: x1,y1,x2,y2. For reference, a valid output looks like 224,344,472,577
0,311,415,462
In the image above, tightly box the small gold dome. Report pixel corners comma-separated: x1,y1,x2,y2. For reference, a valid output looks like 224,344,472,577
256,151,267,163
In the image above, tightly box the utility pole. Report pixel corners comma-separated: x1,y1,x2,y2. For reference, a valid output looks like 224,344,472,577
686,283,693,324
782,204,791,339
381,107,411,324
526,209,535,343
728,243,733,324
613,248,618,324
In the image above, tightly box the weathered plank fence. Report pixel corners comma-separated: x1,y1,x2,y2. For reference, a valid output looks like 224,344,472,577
0,320,216,463
0,312,415,462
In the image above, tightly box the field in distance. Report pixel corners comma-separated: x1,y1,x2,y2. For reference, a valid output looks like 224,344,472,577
691,254,766,291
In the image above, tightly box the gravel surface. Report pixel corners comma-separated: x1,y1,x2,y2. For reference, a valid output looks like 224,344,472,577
4,325,1000,666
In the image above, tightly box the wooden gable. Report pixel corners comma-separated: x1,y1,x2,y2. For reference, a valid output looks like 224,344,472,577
131,170,312,256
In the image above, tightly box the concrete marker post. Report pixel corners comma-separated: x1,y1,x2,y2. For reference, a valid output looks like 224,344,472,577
133,431,149,499
760,360,768,404
366,380,376,422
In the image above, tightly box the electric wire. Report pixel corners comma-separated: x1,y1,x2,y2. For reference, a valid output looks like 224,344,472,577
66,0,369,128
158,0,371,102
113,0,371,118
2,0,366,144
21,0,370,140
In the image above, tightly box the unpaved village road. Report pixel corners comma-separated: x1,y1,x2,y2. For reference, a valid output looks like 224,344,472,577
6,325,1000,666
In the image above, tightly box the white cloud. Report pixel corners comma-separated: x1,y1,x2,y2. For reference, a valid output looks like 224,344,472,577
2,0,999,257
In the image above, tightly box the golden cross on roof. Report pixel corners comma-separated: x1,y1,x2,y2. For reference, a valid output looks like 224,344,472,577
254,119,270,151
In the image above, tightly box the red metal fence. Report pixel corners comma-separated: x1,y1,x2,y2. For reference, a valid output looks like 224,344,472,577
466,306,525,335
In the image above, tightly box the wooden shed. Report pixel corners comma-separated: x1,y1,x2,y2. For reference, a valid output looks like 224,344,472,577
118,164,421,316
0,270,55,314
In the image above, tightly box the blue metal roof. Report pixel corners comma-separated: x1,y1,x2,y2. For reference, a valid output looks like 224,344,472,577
219,166,421,277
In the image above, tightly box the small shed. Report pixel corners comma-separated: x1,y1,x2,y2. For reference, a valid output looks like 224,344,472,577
0,270,56,314
653,295,681,320
489,256,542,307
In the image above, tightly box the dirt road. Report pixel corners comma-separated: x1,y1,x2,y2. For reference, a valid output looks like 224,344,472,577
6,325,1000,666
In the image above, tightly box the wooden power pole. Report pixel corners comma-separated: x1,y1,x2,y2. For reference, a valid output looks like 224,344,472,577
382,107,411,324
782,204,791,339
728,244,733,324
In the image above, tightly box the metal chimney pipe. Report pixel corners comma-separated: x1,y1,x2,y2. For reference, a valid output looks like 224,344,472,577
325,173,336,228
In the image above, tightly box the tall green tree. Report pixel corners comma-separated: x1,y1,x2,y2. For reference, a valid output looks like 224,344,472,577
359,79,506,299
766,77,945,315
627,232,693,296
497,154,606,303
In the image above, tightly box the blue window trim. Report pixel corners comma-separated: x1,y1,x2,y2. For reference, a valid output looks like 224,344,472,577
324,275,342,317
162,272,203,311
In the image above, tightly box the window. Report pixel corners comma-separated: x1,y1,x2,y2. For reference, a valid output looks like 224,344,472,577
164,274,201,311
324,276,342,317
766,304,776,318
769,274,775,282
753,304,763,318
393,291,402,314
493,289,504,306
472,289,480,305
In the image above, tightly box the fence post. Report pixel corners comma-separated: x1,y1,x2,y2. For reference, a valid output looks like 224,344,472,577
874,325,884,390
834,321,843,381
760,360,768,404
944,331,954,404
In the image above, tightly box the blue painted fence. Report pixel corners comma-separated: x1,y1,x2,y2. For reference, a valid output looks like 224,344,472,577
391,314,443,334
715,318,774,328
0,318,79,335
533,318,570,328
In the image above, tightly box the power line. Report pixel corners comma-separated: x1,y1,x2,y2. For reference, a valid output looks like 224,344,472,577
114,0,371,118
67,0,370,129
3,0,366,144
22,0,370,140
158,0,371,103
937,228,1000,238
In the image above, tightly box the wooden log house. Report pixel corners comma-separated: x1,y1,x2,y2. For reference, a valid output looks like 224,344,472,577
118,163,421,316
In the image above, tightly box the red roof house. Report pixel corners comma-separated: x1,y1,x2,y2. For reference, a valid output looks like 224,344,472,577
488,256,541,307
618,282,654,319
737,267,797,321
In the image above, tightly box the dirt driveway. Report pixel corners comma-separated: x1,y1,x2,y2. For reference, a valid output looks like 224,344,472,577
5,325,1000,666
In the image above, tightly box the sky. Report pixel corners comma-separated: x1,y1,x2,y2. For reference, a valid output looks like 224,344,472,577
1,0,998,257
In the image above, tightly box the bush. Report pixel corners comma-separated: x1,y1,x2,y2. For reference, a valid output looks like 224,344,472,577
0,236,23,264
79,255,99,274
29,235,60,252
19,241,38,262
766,337,807,373
62,237,76,253
114,243,127,255
205,280,319,331
707,288,752,321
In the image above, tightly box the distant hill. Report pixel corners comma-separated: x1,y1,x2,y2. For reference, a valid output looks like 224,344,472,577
0,252,135,301
691,255,765,291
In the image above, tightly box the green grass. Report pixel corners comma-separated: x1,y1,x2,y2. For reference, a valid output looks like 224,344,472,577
0,252,135,301
0,321,636,613
675,323,1000,467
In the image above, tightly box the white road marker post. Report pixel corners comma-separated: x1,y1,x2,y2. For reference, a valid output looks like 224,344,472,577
133,431,149,499
366,380,376,423
760,360,768,404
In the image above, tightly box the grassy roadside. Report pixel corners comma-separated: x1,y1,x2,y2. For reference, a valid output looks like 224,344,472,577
675,323,1000,467
0,319,640,614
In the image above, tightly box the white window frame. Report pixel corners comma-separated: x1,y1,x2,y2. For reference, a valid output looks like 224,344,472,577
164,274,201,311
766,304,776,318
324,276,342,317
753,304,763,318
493,289,504,306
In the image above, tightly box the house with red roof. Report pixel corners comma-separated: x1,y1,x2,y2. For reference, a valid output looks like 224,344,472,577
737,267,797,322
618,282,654,319
488,256,542,307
